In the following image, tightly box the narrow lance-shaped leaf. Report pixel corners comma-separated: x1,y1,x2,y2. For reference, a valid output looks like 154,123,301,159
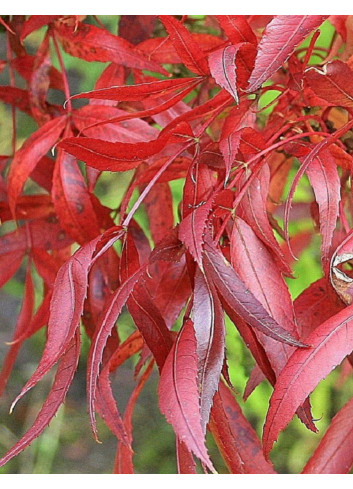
247,15,327,92
263,303,353,458
52,150,101,245
176,439,197,474
208,45,241,103
192,267,225,431
29,32,51,125
9,227,124,412
203,236,306,348
58,122,194,172
68,77,200,103
230,216,299,374
219,129,242,182
120,231,173,370
179,159,217,267
238,163,292,277
54,20,167,75
8,115,66,218
87,264,146,441
159,15,210,76
95,332,144,448
70,80,201,137
216,15,257,46
305,149,341,273
158,319,215,471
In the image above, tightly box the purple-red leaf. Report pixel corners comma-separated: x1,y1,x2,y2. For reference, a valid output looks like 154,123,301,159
192,268,225,431
158,319,214,471
87,264,146,440
10,227,123,411
203,236,306,348
230,217,299,375
263,303,353,457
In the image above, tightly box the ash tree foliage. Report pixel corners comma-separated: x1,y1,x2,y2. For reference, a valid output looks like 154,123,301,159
1,14,353,474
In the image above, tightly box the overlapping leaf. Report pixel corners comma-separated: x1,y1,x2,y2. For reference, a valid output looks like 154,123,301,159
247,15,327,92
263,303,353,457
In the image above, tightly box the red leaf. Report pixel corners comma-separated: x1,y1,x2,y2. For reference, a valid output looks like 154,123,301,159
147,257,191,330
121,231,173,370
0,331,80,468
176,439,197,474
158,318,215,471
54,20,167,75
119,15,156,45
11,55,64,92
208,45,241,103
143,181,174,245
294,277,345,340
305,60,353,108
159,16,210,76
238,163,292,276
29,33,52,125
203,236,306,348
10,227,123,411
20,15,63,40
263,303,353,457
0,86,31,114
95,333,144,447
219,129,242,181
8,115,66,218
298,147,341,273
192,268,225,431
247,15,327,92
58,123,193,172
179,197,214,266
230,217,299,375
87,264,146,440
209,382,276,473
69,77,199,103
216,15,257,46
179,159,217,266
302,395,353,473
72,80,201,137
52,151,101,244
72,105,159,143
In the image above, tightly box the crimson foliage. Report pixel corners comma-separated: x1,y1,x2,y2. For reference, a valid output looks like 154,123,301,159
1,14,353,474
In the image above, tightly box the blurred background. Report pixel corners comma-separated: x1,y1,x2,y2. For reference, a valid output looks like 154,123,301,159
0,15,353,474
